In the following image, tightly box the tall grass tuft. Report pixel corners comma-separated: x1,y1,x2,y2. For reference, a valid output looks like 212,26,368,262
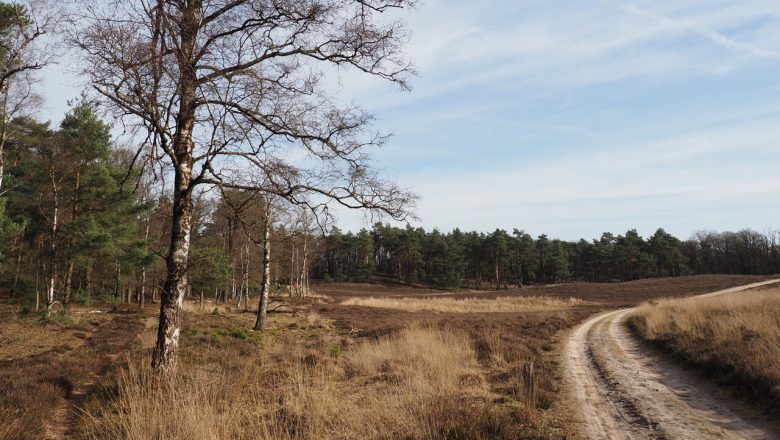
79,325,516,439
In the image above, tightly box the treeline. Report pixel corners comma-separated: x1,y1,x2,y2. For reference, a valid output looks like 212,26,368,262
313,225,780,289
0,104,320,310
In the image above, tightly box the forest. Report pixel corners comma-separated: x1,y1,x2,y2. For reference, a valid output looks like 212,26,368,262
0,103,326,310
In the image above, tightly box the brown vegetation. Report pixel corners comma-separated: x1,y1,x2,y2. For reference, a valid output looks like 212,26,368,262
0,309,141,440
341,295,585,314
2,275,772,439
447,274,773,306
77,311,519,440
629,286,780,411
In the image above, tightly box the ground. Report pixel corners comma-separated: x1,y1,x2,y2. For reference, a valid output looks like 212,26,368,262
0,274,772,439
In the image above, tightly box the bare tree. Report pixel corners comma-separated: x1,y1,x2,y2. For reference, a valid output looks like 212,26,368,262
71,0,417,374
0,0,55,193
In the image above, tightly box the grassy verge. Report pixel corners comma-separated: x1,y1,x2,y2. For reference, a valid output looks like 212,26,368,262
628,287,780,412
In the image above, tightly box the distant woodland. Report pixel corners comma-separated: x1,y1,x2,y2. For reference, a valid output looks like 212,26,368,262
2,103,778,307
317,225,780,288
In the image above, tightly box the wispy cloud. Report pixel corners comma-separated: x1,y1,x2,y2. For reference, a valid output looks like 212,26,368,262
32,1,780,239
620,4,780,58
340,0,780,110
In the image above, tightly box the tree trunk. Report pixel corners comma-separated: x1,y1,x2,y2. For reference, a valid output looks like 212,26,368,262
140,266,146,308
84,264,92,293
151,1,199,375
518,261,524,288
0,86,7,192
244,240,250,312
140,217,150,308
151,162,194,374
494,253,500,290
114,260,121,303
230,271,236,303
236,243,245,309
301,233,308,298
64,169,81,308
289,243,295,297
254,204,272,331
0,134,4,191
64,262,75,307
35,263,40,312
11,251,21,297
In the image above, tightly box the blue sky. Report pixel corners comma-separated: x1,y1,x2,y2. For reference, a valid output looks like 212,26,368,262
38,0,780,240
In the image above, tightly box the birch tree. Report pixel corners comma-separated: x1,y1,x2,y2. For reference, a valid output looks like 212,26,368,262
72,0,417,374
253,198,272,331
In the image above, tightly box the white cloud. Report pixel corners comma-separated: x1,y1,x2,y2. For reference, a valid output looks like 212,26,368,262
336,0,780,110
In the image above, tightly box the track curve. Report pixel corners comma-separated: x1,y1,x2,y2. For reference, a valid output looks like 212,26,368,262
565,279,780,440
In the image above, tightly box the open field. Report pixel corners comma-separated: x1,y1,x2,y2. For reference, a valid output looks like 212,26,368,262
0,312,141,440
340,295,586,313
629,285,780,412
0,274,775,439
317,274,772,305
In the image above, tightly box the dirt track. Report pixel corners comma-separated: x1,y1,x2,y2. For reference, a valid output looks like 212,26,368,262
565,280,780,440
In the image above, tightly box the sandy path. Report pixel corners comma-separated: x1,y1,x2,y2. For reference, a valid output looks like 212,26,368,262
565,279,780,440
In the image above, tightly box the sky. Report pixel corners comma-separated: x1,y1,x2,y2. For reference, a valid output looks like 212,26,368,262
37,0,780,241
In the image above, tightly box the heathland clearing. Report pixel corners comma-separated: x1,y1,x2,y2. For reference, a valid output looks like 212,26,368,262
1,274,776,439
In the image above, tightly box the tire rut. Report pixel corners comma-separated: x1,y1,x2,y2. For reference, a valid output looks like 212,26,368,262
565,280,780,440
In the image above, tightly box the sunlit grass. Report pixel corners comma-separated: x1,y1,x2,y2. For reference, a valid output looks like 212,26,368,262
341,295,585,313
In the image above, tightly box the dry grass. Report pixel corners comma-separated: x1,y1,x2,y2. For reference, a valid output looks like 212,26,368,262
0,311,141,440
629,287,780,410
77,316,517,440
341,295,584,313
0,321,86,361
